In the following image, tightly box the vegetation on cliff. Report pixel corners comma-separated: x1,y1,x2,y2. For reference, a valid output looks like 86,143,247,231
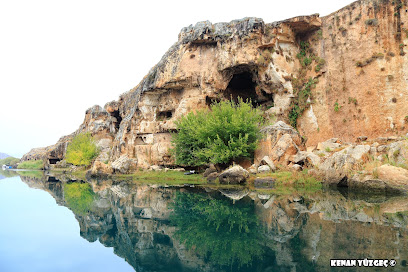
17,160,44,170
66,133,99,167
172,99,263,167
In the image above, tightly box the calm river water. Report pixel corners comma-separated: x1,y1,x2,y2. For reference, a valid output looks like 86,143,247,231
0,170,407,271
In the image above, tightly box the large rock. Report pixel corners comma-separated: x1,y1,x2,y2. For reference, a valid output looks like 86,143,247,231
255,121,303,166
319,151,355,184
203,164,217,177
91,161,113,175
387,141,408,165
258,165,271,173
343,145,370,161
290,151,321,167
111,155,136,174
260,156,276,171
376,164,408,191
218,165,249,184
316,138,341,151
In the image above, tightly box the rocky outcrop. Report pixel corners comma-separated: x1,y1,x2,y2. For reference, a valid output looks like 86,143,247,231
22,0,408,174
255,121,304,166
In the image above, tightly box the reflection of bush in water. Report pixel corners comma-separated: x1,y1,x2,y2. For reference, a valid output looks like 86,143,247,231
170,192,264,269
64,182,95,215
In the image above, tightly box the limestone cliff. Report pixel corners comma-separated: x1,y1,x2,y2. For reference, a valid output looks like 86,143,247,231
22,0,408,171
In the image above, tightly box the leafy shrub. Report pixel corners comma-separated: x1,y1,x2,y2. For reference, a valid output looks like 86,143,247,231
17,160,44,170
65,133,99,166
171,99,263,167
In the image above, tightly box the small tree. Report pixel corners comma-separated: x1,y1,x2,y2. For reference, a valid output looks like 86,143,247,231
65,133,99,166
172,99,263,167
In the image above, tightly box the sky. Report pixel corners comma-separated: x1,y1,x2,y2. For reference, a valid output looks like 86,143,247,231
0,0,356,158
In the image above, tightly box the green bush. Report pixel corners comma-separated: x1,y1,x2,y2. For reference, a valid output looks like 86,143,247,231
65,133,99,166
17,160,44,170
171,99,263,167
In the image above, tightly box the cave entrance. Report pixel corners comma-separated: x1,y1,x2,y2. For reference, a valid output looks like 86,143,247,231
49,158,61,165
110,110,122,130
222,70,274,109
224,71,257,106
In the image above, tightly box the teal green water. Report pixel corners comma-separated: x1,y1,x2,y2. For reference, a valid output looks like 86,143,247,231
1,171,408,271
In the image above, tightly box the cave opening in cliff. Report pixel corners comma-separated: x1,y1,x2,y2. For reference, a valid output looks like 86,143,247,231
49,158,61,165
224,71,258,106
158,110,173,120
110,110,122,130
223,71,274,109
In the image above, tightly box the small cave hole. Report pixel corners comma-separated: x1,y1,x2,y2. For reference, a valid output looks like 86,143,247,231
337,176,349,188
158,110,173,121
110,110,122,130
49,158,61,165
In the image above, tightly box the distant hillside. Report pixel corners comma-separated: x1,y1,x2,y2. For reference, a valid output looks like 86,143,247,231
0,153,11,159
0,156,20,166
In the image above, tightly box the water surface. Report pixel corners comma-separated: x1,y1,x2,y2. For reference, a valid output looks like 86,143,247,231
1,171,408,271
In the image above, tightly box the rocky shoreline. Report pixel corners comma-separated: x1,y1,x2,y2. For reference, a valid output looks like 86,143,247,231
20,0,408,194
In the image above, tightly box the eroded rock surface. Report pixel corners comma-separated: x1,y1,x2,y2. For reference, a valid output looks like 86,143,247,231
22,0,408,176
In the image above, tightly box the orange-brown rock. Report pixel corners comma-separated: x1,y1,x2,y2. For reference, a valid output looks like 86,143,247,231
22,0,408,172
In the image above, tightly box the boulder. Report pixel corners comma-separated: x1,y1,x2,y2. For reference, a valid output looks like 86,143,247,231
254,178,275,188
91,161,113,175
319,151,355,184
248,164,258,174
111,155,135,174
255,121,303,166
290,151,321,167
261,156,276,172
376,164,408,191
348,176,388,191
203,164,217,177
387,141,408,164
218,165,249,184
206,172,219,182
258,165,271,173
291,164,302,171
343,145,370,161
150,165,163,171
316,138,341,151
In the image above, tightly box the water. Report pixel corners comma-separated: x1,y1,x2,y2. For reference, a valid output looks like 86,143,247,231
0,171,408,271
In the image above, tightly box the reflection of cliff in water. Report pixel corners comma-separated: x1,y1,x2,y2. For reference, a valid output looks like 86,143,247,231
19,175,408,272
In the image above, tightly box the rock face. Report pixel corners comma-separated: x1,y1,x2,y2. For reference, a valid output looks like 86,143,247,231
377,164,408,191
255,121,304,166
22,0,408,171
